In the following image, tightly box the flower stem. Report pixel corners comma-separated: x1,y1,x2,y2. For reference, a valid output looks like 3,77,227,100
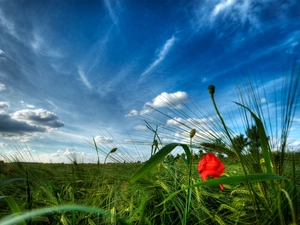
183,135,194,225
209,89,260,225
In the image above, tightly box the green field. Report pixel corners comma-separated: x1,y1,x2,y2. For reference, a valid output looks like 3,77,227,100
0,151,299,225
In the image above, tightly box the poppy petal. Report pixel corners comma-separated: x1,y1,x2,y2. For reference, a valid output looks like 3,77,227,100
198,153,225,190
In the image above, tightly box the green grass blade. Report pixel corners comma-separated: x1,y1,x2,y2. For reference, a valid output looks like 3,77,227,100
92,137,98,153
0,178,27,189
2,196,26,225
234,102,273,174
0,205,131,225
159,173,285,205
129,143,190,184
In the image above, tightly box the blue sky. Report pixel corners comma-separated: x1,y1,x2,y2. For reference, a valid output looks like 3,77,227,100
0,0,299,163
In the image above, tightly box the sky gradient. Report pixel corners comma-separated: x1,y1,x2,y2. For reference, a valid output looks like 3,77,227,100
0,0,299,163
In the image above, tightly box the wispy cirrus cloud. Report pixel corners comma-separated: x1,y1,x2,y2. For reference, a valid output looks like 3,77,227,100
190,0,276,33
104,0,121,25
0,8,17,38
139,36,176,81
211,0,236,17
210,0,261,31
77,67,93,90
30,30,63,58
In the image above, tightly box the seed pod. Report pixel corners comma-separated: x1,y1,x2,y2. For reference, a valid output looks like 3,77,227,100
110,147,117,153
190,129,196,138
273,151,281,175
208,85,215,95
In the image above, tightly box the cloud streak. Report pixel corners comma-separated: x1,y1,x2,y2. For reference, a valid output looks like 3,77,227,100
140,36,176,81
104,0,120,25
78,67,93,90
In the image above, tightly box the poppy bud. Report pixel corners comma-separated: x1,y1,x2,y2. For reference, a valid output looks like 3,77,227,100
110,148,117,153
207,85,215,96
198,153,225,190
190,129,196,138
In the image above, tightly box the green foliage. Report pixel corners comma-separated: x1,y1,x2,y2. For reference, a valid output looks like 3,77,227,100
129,143,191,184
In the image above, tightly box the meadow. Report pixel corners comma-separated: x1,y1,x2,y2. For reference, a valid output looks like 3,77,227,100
0,152,299,225
0,68,300,225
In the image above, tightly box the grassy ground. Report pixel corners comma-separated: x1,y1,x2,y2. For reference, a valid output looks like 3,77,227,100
0,154,299,224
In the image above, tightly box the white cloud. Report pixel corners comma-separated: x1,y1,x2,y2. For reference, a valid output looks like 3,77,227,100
95,135,114,143
0,108,64,141
0,83,6,91
0,49,4,55
0,102,10,108
140,108,152,115
11,109,64,129
166,117,185,126
20,100,35,108
140,36,176,80
167,116,215,127
145,91,189,109
0,148,92,164
125,109,138,117
261,98,267,103
136,91,189,115
134,125,147,131
62,148,77,156
50,148,87,162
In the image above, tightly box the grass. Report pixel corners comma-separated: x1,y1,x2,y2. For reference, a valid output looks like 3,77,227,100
0,152,299,224
0,65,299,224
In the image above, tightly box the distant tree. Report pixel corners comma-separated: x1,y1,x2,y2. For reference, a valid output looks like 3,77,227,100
198,149,204,158
200,138,237,158
231,134,248,154
246,125,261,157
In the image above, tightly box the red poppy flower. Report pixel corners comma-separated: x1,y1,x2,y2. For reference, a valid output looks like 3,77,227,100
198,153,225,190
